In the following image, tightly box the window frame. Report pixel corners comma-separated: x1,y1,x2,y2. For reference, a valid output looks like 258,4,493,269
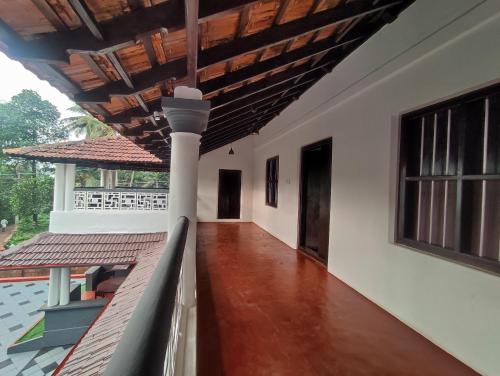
265,156,279,208
396,82,500,276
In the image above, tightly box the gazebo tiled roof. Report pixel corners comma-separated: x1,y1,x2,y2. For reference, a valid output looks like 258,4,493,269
4,136,168,171
0,232,166,269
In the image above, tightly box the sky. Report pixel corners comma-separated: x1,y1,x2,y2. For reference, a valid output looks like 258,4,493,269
0,51,75,119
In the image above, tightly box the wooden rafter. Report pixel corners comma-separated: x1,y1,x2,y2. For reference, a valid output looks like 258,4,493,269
76,30,361,103
31,0,67,30
0,0,415,158
6,0,262,62
184,0,199,86
198,0,403,68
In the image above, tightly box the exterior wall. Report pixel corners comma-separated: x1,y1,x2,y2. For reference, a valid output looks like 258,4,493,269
197,136,254,222
49,211,168,233
251,1,500,374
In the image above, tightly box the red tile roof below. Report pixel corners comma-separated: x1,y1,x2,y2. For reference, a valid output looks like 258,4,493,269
0,232,166,269
54,237,166,376
3,136,167,171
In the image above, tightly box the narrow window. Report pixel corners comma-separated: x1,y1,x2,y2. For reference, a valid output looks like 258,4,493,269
397,84,500,274
266,156,279,207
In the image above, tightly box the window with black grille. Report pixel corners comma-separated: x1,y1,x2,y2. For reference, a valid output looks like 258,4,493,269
397,84,500,274
266,156,279,208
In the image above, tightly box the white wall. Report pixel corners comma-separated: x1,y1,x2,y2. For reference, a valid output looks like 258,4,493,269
50,211,168,233
197,136,254,222
251,1,500,374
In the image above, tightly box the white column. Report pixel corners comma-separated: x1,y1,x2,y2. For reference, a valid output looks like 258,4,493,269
64,164,76,211
163,86,210,309
59,267,71,305
100,169,107,187
48,268,61,307
53,164,65,211
110,170,117,189
168,133,201,307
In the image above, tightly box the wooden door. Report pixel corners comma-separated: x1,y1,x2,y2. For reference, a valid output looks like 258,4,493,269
299,138,332,264
217,169,242,219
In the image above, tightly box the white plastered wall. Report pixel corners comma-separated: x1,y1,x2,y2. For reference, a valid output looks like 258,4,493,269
197,136,254,222
248,0,500,374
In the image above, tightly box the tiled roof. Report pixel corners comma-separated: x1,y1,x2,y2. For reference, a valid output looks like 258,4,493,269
3,136,167,171
54,238,166,376
0,232,166,269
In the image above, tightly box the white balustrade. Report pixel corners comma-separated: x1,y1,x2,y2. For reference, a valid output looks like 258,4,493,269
73,189,168,211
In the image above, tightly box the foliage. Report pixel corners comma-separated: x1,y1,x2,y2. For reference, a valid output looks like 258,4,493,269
0,90,65,222
61,105,115,139
9,176,53,222
0,158,15,222
117,170,169,188
0,90,66,149
75,167,100,187
16,318,45,343
5,213,49,248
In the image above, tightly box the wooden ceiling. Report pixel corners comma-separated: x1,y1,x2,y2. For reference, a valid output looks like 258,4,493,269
0,0,414,164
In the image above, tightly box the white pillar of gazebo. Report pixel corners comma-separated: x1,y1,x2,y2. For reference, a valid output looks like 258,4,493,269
53,163,66,211
50,163,75,306
162,86,211,308
59,267,71,305
47,268,61,307
63,164,75,211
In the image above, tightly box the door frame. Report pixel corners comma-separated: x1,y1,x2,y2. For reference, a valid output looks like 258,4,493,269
217,169,242,219
297,137,332,265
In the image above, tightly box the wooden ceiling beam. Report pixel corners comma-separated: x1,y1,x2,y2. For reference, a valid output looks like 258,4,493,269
199,33,360,95
184,0,199,87
106,101,162,124
79,53,111,83
200,118,274,152
122,124,158,137
106,52,134,88
31,0,67,30
274,0,293,26
76,33,352,104
105,72,314,124
208,87,307,122
208,90,299,126
75,58,186,103
203,103,289,139
201,116,275,147
198,0,403,68
210,61,330,110
6,0,260,62
208,99,289,129
69,0,103,40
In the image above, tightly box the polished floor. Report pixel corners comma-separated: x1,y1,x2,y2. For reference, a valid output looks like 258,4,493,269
197,223,476,376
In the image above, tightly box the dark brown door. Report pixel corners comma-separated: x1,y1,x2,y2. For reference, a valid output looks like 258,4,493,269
217,169,242,219
299,138,332,264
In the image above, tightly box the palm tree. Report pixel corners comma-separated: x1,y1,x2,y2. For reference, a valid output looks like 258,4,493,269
62,105,115,139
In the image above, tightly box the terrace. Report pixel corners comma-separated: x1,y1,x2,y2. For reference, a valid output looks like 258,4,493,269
0,0,499,375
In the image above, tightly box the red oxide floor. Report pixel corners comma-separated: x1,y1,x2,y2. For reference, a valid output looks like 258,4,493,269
196,223,476,376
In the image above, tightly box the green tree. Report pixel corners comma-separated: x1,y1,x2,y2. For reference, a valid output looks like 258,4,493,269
0,90,66,151
10,176,53,224
0,90,67,222
62,105,115,139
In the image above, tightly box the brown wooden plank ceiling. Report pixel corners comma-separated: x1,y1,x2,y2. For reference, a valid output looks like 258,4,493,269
0,0,414,165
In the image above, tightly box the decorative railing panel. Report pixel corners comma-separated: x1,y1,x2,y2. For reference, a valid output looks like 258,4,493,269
74,189,168,211
164,268,183,376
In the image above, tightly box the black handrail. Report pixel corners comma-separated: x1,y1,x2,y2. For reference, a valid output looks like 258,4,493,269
103,216,189,376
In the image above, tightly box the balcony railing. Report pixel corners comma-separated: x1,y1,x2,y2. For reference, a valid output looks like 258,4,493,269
73,188,168,211
103,216,189,376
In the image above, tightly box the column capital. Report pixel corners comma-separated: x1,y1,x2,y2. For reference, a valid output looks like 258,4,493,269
161,93,211,135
